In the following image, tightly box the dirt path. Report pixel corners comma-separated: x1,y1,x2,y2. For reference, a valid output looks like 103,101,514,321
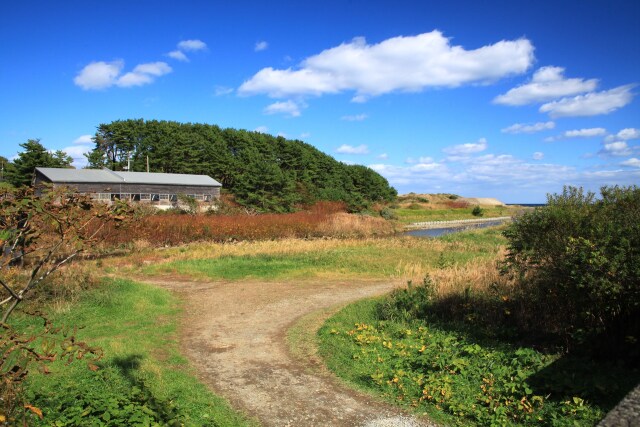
144,278,436,427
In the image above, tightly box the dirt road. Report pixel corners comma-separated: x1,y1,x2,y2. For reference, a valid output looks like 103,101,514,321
146,278,435,427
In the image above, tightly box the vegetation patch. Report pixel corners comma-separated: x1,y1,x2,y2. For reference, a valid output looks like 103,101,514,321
319,290,632,426
141,230,504,282
319,186,640,426
17,278,253,426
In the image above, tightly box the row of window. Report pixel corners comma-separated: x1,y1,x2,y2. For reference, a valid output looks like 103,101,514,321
91,193,212,202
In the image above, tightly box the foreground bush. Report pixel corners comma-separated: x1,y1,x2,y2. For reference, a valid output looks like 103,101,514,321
319,292,630,426
502,186,640,358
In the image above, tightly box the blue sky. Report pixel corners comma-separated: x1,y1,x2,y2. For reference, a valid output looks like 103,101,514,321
1,0,639,203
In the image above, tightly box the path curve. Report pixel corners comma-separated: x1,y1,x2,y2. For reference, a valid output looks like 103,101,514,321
143,278,436,427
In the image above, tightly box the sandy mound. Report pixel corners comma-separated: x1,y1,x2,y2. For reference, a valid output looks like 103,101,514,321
462,197,505,206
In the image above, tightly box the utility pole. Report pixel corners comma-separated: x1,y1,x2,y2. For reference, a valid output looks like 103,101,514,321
146,155,149,172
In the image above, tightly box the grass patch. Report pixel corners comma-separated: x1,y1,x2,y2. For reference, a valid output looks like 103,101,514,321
141,229,505,282
394,206,513,224
19,278,254,426
318,294,632,426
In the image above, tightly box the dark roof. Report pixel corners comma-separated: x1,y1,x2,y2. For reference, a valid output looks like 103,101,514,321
35,168,221,187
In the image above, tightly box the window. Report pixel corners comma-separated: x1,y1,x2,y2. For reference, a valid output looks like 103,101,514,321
140,194,151,201
159,194,170,200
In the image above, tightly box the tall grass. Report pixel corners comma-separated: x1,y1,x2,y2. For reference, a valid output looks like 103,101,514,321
96,208,395,248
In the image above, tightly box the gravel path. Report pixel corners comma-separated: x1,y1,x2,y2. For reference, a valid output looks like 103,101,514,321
144,278,436,427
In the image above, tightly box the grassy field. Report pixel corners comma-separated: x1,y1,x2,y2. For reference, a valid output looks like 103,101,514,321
17,278,255,426
137,227,506,283
317,296,628,426
393,205,515,224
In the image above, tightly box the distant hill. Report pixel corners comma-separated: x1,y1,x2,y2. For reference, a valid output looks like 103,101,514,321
398,193,505,208
85,119,397,212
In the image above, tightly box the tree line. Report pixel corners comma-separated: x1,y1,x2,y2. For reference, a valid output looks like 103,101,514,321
17,119,394,212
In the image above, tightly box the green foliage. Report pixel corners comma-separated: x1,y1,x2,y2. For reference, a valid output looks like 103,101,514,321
23,278,252,426
471,206,483,217
1,313,102,424
5,139,73,187
502,186,640,358
319,294,631,426
87,119,397,212
379,207,397,220
27,372,185,426
176,194,199,215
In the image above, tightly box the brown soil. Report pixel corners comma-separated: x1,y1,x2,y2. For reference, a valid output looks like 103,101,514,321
142,278,436,427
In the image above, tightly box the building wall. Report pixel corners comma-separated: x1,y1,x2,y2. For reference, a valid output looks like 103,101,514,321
34,171,221,204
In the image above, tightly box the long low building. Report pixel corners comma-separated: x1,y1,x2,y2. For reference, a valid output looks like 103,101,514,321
34,167,222,206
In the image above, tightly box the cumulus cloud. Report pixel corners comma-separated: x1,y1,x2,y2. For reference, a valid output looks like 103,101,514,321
74,60,124,90
621,158,640,167
74,60,172,90
300,132,311,138
564,128,607,138
238,31,534,99
494,66,597,106
501,121,555,134
167,50,188,61
73,134,93,144
255,41,268,52
336,144,369,154
606,128,640,142
377,153,388,160
263,100,303,117
254,126,269,133
442,138,488,156
116,62,172,88
177,39,207,51
341,113,368,121
533,152,544,160
600,141,633,157
540,84,636,118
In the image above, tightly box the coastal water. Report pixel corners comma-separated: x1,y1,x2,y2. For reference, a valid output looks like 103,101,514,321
404,219,506,238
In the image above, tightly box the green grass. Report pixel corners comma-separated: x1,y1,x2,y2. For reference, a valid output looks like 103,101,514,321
18,278,255,427
318,296,627,426
143,229,505,281
394,206,513,224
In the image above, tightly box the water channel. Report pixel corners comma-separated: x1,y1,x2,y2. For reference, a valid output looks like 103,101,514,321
404,219,508,238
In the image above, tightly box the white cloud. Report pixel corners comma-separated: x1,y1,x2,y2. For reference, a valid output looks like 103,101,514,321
73,134,93,144
74,60,172,89
621,158,640,167
540,84,636,118
74,60,123,90
494,66,598,106
255,41,268,52
501,121,555,134
263,100,303,117
300,132,311,138
254,126,269,133
377,153,388,160
600,141,633,157
168,50,188,61
336,144,369,154
177,39,207,51
238,31,534,99
214,86,234,96
442,138,488,156
341,113,368,121
133,62,171,76
606,128,640,142
62,136,96,168
116,62,172,88
533,152,544,160
563,128,607,138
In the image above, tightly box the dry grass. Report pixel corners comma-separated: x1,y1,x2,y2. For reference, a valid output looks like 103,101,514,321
316,213,396,237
